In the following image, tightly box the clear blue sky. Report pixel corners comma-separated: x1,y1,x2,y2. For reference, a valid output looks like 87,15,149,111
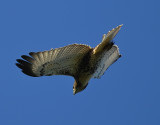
0,0,160,125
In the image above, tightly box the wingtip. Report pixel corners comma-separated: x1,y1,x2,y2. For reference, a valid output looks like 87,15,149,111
16,57,38,77
16,63,23,69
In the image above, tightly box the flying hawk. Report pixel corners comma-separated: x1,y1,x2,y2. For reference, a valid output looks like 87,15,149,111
16,25,122,95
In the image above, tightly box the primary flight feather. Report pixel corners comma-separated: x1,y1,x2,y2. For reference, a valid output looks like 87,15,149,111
16,25,122,95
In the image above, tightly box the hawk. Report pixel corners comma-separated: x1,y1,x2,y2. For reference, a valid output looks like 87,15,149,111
16,25,122,95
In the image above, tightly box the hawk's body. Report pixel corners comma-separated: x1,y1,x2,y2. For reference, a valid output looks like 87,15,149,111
16,25,122,94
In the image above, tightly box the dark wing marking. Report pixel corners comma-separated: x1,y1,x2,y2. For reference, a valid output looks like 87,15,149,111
16,44,91,77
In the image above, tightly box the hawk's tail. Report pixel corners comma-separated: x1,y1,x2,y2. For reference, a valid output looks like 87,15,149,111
93,25,122,55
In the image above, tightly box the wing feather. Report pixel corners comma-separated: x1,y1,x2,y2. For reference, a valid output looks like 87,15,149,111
16,44,91,77
93,45,121,78
48,49,53,62
43,51,48,62
21,55,34,63
38,52,45,64
29,52,41,67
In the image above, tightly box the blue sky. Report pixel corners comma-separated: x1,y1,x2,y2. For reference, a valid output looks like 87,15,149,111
0,0,160,125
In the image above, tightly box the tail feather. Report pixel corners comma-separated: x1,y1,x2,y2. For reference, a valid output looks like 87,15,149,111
93,25,122,55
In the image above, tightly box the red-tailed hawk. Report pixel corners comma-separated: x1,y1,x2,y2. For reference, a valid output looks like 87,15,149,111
16,25,122,95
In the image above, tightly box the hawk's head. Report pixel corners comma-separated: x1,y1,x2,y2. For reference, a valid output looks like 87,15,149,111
73,80,88,95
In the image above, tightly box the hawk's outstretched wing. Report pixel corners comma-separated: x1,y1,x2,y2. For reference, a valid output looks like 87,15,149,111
16,44,91,77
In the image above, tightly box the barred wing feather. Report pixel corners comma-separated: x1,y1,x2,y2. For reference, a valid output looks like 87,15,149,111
16,44,91,77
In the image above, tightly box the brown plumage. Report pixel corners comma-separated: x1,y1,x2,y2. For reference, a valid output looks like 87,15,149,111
16,25,122,95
